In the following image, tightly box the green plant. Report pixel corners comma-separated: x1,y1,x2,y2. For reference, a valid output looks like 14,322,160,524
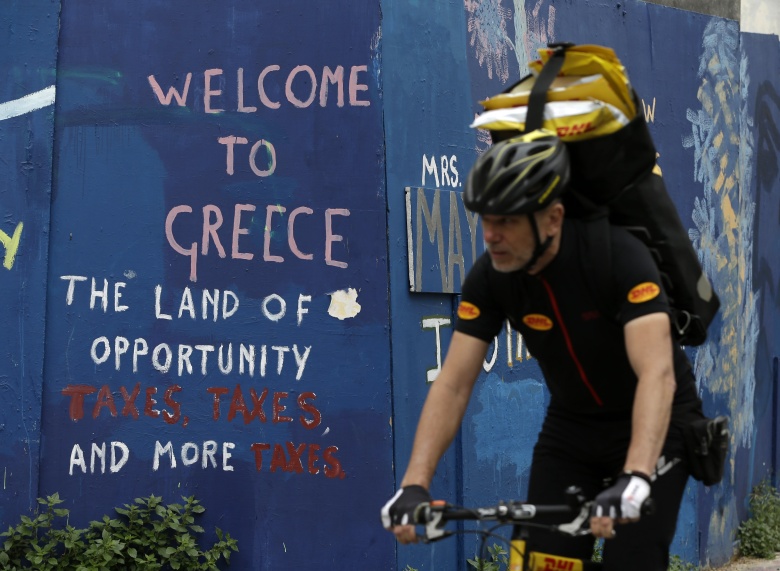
738,479,780,559
668,554,700,571
468,542,508,571
0,493,238,570
592,538,603,562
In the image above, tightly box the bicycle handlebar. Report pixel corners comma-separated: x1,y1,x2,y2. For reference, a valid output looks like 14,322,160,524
416,486,594,543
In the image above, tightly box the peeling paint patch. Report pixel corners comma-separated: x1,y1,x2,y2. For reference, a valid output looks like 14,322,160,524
327,288,361,320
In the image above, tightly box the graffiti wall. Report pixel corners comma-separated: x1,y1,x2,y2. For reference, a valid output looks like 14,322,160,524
0,0,58,527
36,1,391,569
2,0,780,570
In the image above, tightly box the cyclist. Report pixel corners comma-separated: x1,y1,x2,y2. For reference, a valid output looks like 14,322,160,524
381,130,704,571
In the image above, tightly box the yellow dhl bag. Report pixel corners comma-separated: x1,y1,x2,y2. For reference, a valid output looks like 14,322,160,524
473,44,636,143
471,99,630,142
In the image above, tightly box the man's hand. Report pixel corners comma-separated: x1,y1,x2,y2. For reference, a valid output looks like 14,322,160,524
381,485,432,544
589,472,651,538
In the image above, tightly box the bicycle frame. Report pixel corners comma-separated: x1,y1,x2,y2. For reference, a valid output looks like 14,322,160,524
508,536,596,571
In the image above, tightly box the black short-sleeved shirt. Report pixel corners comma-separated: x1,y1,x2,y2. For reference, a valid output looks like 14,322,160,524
456,218,699,419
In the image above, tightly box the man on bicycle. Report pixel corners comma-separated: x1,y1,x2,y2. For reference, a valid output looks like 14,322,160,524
381,130,704,571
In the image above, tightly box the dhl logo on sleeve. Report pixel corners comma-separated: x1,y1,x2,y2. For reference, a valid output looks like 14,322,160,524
522,314,554,331
628,282,661,303
457,301,481,320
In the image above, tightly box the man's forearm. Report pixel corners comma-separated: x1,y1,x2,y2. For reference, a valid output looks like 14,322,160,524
400,375,474,488
399,331,488,489
623,370,676,476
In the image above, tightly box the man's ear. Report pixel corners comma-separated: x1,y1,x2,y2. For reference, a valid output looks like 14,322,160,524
547,202,565,234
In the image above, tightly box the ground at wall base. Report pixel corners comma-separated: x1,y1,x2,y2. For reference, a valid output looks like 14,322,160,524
710,554,780,571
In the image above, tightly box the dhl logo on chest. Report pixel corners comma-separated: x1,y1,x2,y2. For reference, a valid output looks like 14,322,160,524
522,313,554,331
628,282,661,303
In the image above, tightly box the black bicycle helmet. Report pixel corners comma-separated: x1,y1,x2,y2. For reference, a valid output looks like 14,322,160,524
464,129,570,215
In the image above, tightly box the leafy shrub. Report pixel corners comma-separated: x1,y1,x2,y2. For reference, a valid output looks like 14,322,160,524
0,493,238,570
592,538,603,562
468,543,508,571
738,479,780,559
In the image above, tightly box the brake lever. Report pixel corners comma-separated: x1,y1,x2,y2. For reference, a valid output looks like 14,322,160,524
556,487,593,537
555,491,656,537
414,502,452,543
556,500,593,537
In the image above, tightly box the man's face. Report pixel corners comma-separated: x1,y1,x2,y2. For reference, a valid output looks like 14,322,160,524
481,214,537,273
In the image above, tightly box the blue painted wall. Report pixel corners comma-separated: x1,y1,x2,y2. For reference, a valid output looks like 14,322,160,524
1,0,779,569
5,1,393,569
0,0,58,529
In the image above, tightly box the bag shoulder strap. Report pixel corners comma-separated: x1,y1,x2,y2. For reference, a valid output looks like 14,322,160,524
524,43,572,132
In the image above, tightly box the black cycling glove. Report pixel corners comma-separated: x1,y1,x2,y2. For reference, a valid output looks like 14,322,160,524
590,471,651,520
381,485,432,529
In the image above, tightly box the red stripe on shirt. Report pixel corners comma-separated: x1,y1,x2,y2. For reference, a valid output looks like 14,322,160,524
540,277,603,407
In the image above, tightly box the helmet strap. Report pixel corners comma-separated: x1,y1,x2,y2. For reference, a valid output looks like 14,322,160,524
521,213,552,272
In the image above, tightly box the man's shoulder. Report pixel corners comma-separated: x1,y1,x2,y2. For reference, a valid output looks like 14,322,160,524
605,224,657,266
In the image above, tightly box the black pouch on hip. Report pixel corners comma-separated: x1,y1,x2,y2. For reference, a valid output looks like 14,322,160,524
683,415,729,486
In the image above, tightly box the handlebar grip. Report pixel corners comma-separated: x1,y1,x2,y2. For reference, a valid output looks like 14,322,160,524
413,502,431,524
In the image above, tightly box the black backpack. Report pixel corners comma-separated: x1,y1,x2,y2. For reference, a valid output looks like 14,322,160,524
488,43,720,345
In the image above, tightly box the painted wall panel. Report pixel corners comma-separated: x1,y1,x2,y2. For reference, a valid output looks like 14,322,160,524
383,0,478,568
38,2,393,569
0,0,59,527
387,1,777,569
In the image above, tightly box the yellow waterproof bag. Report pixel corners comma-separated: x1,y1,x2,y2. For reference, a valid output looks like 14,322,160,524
475,43,636,144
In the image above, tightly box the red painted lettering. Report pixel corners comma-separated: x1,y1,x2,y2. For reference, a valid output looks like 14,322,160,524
162,385,182,424
270,443,288,472
120,383,141,419
250,443,271,471
273,391,292,423
93,385,118,418
227,384,248,422
248,388,268,423
145,387,160,418
298,392,321,428
286,442,306,474
206,386,230,419
248,442,345,478
323,445,344,479
307,444,321,475
62,385,97,421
